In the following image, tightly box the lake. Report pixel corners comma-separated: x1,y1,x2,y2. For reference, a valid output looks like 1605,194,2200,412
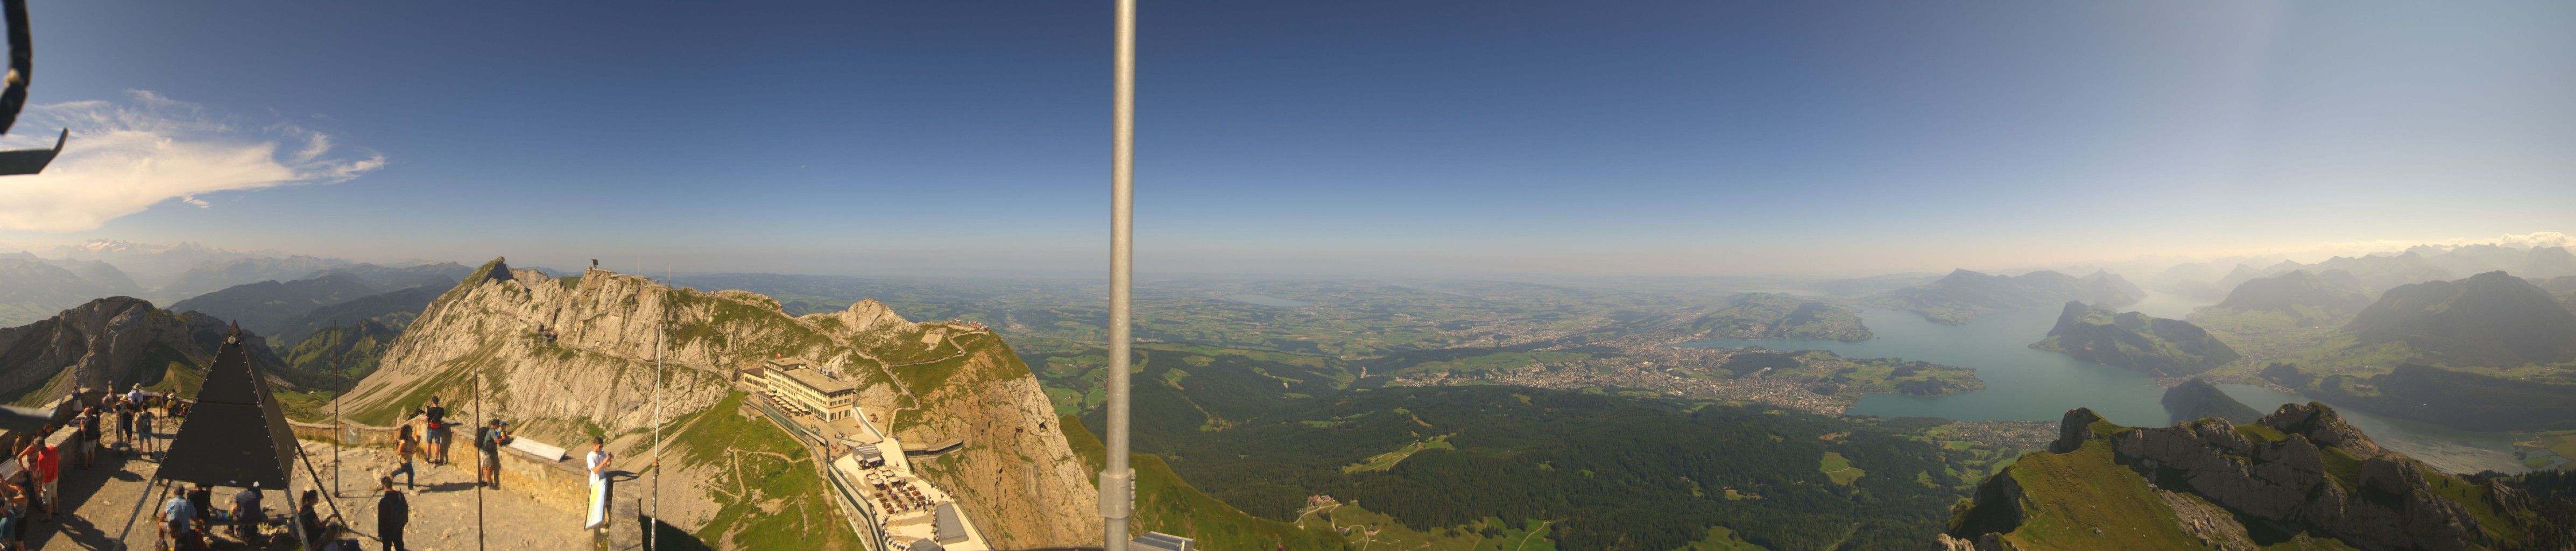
1681,302,2525,474
2215,384,2523,474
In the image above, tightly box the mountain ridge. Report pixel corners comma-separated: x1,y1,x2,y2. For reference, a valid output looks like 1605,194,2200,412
1866,269,2146,325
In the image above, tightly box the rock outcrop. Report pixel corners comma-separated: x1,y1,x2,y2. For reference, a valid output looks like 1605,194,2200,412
1957,401,2567,550
0,296,284,402
2049,407,2101,453
334,258,1100,548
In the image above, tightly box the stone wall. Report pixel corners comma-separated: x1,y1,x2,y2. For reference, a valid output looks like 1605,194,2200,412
288,417,591,512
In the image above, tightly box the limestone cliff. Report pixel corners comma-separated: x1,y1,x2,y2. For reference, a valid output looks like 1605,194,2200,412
0,296,284,405
1950,403,2574,550
334,258,1100,548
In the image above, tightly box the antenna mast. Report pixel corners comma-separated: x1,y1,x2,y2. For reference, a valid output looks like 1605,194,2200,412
1102,0,1138,548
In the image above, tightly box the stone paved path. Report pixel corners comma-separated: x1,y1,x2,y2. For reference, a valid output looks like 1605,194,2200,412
29,440,587,551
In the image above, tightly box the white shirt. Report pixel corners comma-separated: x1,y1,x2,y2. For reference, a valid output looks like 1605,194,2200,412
585,450,609,483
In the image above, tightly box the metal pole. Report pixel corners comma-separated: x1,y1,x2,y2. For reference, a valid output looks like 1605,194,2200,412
475,372,485,551
1101,0,1137,548
652,264,666,551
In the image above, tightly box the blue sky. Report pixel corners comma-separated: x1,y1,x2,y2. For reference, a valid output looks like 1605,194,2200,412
0,1,2570,276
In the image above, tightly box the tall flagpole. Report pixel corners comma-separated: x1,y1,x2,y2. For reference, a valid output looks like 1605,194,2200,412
1102,0,1137,548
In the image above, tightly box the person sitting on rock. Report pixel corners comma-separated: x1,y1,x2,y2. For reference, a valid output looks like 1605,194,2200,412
295,489,343,551
231,482,265,543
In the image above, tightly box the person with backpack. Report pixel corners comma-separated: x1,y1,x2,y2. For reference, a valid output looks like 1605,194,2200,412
135,402,158,457
475,420,510,489
376,476,407,551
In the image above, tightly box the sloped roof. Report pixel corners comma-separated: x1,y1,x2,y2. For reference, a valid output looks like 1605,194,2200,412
156,337,299,489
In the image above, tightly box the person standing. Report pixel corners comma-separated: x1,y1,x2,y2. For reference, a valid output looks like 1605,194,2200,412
375,476,407,551
11,434,42,525
585,437,612,484
160,485,196,545
421,398,448,466
114,397,136,456
584,436,611,526
134,402,158,456
475,420,509,488
30,433,54,523
76,406,100,468
387,424,418,489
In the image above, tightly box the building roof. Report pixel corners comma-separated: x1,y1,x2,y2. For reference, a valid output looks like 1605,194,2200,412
934,501,969,543
778,367,856,396
1133,531,1196,551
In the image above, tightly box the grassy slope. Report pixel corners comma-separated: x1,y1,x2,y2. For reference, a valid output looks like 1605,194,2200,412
668,392,863,550
1998,424,2210,550
1062,414,1349,550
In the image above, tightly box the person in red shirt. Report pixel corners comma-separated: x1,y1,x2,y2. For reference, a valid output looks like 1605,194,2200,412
13,428,53,523
33,434,57,522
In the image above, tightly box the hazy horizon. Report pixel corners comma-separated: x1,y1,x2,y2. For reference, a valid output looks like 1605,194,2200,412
2,2,2572,277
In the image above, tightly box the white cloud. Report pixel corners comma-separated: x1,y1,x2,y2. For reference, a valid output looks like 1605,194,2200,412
0,90,384,232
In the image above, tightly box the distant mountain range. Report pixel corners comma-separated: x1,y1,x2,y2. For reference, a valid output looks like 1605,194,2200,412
271,285,444,346
2189,269,2378,331
2345,271,2576,367
2031,301,2239,376
2164,245,2576,300
1866,269,2146,325
0,252,145,327
154,255,355,303
168,262,470,340
39,240,273,291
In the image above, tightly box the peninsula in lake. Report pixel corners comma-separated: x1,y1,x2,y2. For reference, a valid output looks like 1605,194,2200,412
2030,301,2239,376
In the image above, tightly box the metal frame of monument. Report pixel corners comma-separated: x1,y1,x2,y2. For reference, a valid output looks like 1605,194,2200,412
143,326,347,550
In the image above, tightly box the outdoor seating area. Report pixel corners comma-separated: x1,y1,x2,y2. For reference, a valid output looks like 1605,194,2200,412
0,327,596,551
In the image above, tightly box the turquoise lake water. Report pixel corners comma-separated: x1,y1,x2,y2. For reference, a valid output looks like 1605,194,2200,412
1681,302,2525,474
